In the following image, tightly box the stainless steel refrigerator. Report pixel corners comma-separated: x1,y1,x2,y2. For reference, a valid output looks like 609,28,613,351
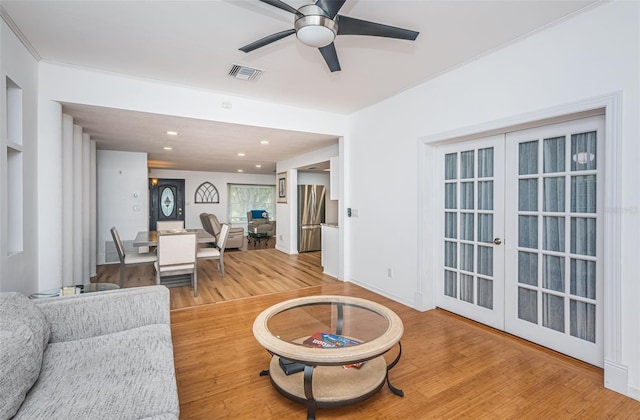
298,185,326,252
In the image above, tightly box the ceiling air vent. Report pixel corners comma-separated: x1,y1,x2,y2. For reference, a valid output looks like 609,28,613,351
228,64,263,81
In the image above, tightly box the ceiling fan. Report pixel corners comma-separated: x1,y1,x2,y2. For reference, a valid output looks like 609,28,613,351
239,0,419,72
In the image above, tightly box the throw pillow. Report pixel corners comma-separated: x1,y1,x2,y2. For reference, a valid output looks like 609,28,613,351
251,210,266,219
0,293,51,419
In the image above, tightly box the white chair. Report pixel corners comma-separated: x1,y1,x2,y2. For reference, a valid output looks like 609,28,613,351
155,231,198,296
156,220,185,231
197,224,229,277
110,227,157,287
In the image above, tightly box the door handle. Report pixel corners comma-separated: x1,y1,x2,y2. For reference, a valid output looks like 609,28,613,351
493,238,502,245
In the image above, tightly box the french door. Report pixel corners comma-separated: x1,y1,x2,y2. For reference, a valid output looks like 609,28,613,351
504,116,604,366
435,135,505,330
435,116,604,366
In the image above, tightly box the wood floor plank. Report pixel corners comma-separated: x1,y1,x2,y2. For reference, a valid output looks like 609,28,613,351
93,249,339,310
94,249,640,418
169,281,640,419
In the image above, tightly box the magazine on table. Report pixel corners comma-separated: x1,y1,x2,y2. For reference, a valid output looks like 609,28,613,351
302,332,361,348
302,332,366,369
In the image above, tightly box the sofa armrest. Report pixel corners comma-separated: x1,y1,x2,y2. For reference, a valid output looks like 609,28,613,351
33,285,170,343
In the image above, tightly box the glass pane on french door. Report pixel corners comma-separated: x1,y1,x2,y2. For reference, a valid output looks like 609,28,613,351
436,135,505,330
504,116,604,367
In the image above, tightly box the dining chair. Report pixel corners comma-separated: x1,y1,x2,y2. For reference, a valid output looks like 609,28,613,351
197,224,229,277
155,231,198,296
110,227,158,287
156,220,185,231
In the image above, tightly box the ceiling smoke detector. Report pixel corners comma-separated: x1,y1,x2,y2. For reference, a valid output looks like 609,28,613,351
228,64,263,81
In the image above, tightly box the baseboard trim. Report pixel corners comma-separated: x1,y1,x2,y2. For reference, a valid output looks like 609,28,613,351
275,244,296,255
604,359,629,397
347,278,415,310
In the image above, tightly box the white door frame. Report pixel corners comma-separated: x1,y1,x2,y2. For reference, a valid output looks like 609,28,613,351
417,92,625,393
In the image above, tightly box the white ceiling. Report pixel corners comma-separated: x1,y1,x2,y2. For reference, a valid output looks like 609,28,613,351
0,0,598,174
60,103,337,174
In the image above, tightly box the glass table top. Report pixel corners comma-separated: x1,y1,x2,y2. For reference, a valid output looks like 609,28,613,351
253,295,403,365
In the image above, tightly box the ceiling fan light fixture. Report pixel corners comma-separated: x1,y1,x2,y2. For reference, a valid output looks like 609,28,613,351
294,6,337,48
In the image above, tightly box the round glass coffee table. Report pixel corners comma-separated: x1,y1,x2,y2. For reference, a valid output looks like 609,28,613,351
253,295,404,419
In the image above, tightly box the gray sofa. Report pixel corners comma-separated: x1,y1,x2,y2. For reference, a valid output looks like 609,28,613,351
0,285,179,419
247,210,276,236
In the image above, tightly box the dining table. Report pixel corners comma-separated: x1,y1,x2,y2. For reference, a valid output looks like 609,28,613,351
133,229,216,248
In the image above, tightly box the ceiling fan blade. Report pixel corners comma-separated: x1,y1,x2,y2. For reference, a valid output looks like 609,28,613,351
319,43,341,72
337,15,419,40
259,0,299,15
315,0,346,18
239,29,296,53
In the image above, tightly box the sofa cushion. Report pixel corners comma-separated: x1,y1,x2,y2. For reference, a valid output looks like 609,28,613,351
0,293,51,419
13,324,179,419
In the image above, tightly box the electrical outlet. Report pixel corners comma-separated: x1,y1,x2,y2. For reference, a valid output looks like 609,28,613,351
387,268,392,278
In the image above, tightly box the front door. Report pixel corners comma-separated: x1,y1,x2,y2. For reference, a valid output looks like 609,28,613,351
435,115,604,367
149,178,185,231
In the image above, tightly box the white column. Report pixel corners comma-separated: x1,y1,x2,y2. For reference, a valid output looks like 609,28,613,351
61,114,74,286
36,101,64,291
82,133,91,282
73,125,83,285
90,140,97,277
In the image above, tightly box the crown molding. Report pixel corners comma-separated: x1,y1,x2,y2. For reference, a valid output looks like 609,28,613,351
0,5,41,61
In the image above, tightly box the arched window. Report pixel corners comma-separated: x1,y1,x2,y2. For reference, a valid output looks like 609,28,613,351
194,182,219,204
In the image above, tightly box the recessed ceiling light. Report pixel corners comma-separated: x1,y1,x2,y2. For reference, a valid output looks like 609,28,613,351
237,152,246,157
260,140,269,145
163,146,173,150
255,164,262,168
166,131,178,136
237,169,243,173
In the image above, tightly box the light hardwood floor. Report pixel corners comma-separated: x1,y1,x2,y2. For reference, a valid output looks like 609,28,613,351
95,248,640,418
93,248,339,310
172,281,640,419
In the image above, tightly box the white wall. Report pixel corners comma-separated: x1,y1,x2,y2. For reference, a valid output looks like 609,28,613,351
0,19,40,294
38,62,348,136
348,1,639,399
149,168,275,230
97,151,149,265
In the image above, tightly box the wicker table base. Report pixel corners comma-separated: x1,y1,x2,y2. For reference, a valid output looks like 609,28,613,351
269,355,387,406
